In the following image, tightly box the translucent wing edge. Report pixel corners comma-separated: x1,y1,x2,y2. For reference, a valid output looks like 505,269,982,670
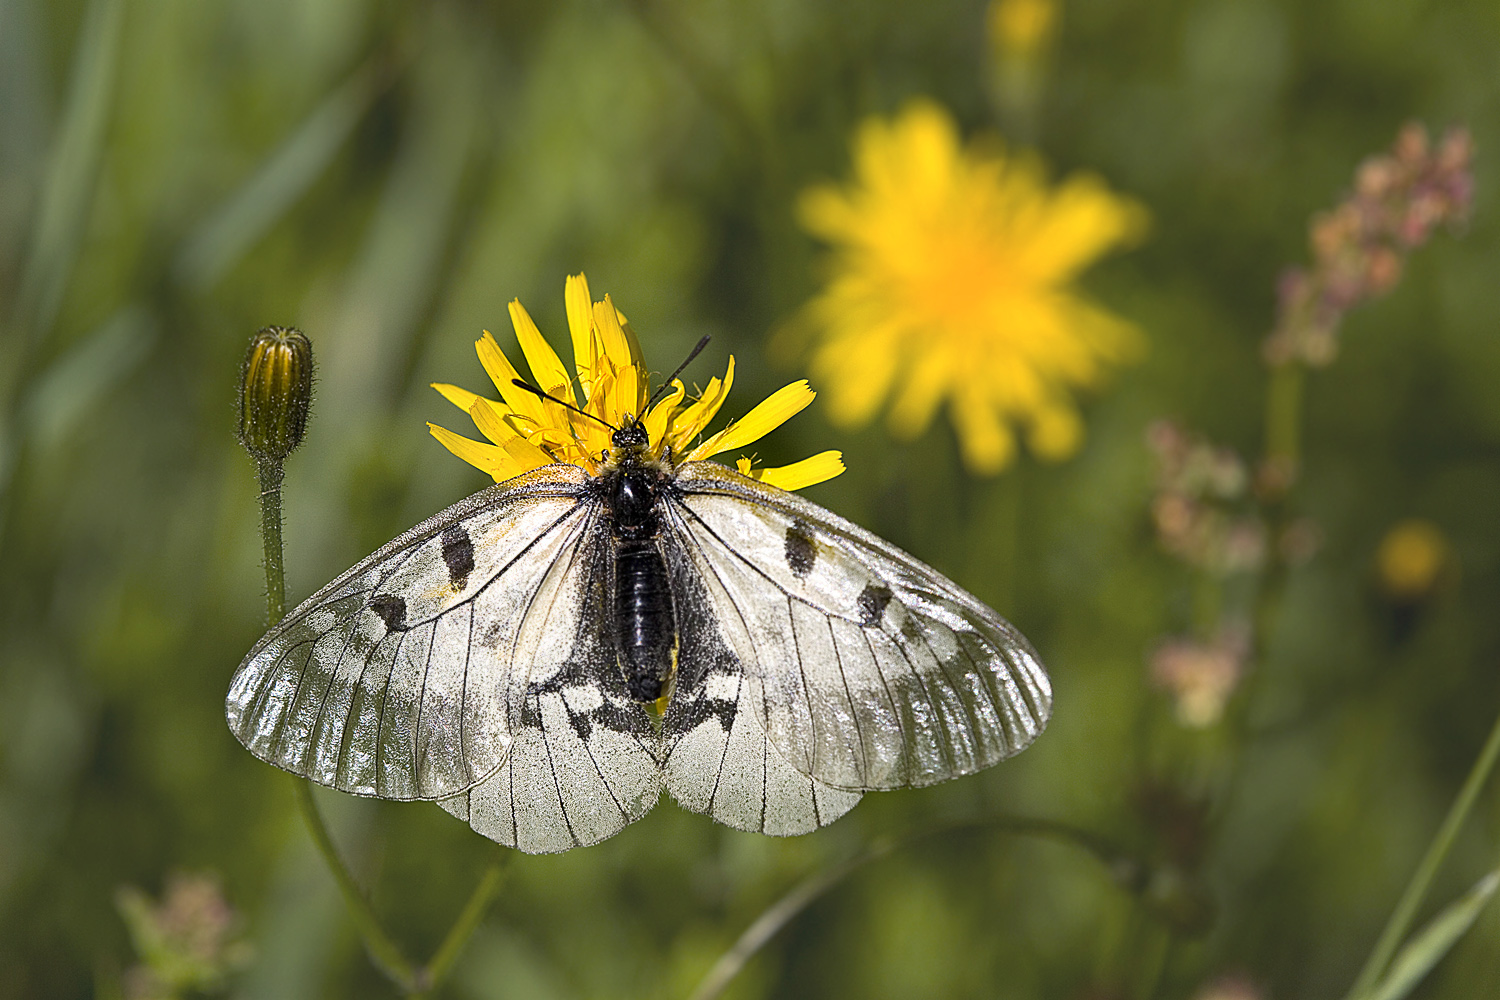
225,463,592,800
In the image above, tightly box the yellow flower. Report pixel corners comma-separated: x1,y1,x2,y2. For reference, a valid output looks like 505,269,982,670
988,0,1058,60
795,99,1147,474
429,274,844,492
1376,518,1451,602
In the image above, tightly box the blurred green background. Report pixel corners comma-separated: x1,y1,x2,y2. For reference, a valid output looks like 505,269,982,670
2,0,1499,997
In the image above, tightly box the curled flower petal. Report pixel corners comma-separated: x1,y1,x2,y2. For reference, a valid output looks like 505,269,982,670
593,295,636,374
688,380,815,461
643,380,685,452
666,358,735,453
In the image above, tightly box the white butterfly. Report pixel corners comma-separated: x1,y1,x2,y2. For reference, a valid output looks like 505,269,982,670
226,426,1051,854
228,290,1052,856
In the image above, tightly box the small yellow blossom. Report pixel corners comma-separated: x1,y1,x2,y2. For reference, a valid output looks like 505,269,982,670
1376,518,1450,602
430,274,843,492
988,0,1058,60
796,99,1147,474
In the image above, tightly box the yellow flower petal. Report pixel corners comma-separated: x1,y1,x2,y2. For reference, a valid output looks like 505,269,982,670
510,299,574,403
593,295,635,373
643,379,684,451
1025,402,1083,460
565,273,599,398
613,362,641,423
951,386,1015,474
886,348,952,438
813,322,901,427
431,381,482,414
428,422,524,482
747,451,846,491
470,398,555,471
666,357,735,452
477,330,547,425
617,307,646,370
585,367,617,423
688,380,815,460
467,396,516,445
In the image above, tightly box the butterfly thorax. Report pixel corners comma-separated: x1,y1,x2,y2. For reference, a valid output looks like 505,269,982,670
599,421,680,706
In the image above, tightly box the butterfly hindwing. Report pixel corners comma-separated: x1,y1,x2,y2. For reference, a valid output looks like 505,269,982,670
660,545,863,835
225,465,594,800
667,461,1052,792
438,509,663,853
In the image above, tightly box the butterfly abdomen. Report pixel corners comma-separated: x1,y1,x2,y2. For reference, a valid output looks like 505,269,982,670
615,539,677,701
607,458,678,703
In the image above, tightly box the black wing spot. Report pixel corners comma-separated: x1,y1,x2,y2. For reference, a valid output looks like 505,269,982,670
566,707,592,741
857,584,892,627
479,619,508,649
441,525,476,589
520,695,541,728
676,690,738,734
784,520,817,578
370,594,408,632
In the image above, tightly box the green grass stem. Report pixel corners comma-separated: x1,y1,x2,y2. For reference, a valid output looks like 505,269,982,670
1345,699,1500,999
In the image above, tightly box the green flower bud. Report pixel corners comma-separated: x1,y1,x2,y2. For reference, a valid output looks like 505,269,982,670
237,326,313,462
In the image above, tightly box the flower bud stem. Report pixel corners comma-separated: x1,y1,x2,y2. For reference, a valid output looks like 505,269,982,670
293,780,417,990
256,458,287,626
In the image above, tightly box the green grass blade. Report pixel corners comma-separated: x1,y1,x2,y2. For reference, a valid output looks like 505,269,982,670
1363,869,1500,1000
174,62,382,291
19,304,155,451
13,0,125,340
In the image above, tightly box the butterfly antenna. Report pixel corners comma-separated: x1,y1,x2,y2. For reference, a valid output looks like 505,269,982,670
646,335,712,409
510,379,619,432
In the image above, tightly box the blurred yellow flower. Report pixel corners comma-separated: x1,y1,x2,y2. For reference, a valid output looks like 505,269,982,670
988,0,1058,59
796,99,1147,474
1376,518,1450,601
430,274,844,492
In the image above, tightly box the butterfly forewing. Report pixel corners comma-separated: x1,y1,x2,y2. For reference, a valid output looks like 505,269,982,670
226,465,592,800
668,461,1052,792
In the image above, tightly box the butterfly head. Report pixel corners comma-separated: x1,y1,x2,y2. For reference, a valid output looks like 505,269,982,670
611,418,650,452
602,415,671,475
